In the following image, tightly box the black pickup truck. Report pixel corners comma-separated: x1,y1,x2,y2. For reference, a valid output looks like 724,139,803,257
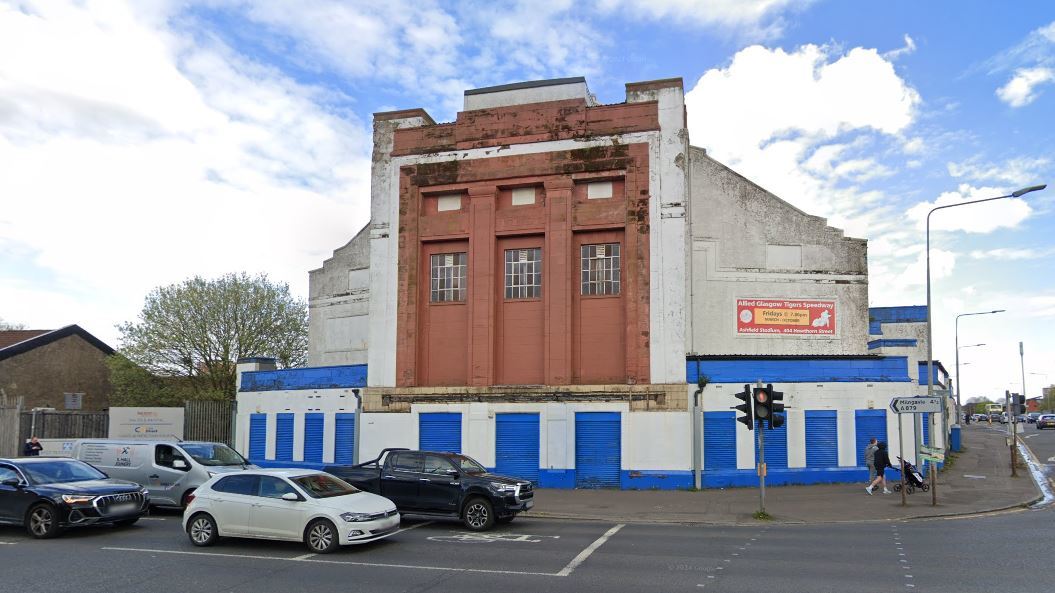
324,448,534,531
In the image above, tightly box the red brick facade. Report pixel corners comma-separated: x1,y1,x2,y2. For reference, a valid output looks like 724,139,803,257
393,99,659,388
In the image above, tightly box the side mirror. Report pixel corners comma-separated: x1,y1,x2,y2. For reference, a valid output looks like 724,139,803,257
445,469,459,478
281,492,300,502
172,458,189,470
2,478,21,487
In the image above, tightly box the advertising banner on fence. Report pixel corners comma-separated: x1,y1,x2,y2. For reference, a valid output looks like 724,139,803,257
737,298,836,336
108,407,184,439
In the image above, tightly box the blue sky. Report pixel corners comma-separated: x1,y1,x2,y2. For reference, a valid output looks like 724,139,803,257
1,0,1053,399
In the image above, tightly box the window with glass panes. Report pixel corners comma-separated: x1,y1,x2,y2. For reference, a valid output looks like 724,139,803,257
504,248,541,299
430,252,467,302
580,243,620,295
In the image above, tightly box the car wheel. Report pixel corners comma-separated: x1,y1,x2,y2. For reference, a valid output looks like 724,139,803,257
26,503,62,539
113,518,139,528
462,497,495,531
187,513,218,547
305,519,339,554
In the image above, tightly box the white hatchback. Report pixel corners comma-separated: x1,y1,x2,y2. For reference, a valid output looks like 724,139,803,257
182,469,400,553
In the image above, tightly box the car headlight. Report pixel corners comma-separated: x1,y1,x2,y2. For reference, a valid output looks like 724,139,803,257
340,512,372,522
61,495,95,504
490,482,517,493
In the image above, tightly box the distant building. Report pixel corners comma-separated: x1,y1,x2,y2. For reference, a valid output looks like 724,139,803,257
238,77,946,489
0,325,115,411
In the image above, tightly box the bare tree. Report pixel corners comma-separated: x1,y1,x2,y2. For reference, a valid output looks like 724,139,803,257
116,273,307,399
0,317,27,330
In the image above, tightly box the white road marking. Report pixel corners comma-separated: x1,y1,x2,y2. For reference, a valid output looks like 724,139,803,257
0,542,17,545
555,523,624,577
101,547,559,577
963,474,987,479
291,553,316,561
139,517,168,521
392,521,433,535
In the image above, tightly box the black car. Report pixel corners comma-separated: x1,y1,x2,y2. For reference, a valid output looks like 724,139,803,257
325,448,533,531
0,457,149,538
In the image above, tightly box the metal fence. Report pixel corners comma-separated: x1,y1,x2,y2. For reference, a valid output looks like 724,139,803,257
18,410,109,443
0,395,24,458
183,399,236,446
0,399,235,453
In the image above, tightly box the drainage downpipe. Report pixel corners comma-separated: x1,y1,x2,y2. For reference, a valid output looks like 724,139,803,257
692,359,706,490
352,388,362,465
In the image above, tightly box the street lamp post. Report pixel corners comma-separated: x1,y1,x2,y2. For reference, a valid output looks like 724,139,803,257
925,184,1045,504
955,310,1004,410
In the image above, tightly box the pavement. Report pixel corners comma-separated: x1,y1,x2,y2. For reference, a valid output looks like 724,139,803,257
530,423,1043,525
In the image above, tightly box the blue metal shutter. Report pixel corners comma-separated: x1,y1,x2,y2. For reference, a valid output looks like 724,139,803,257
805,410,838,468
495,413,540,484
922,413,930,446
575,412,621,488
275,413,294,461
303,413,324,463
248,414,266,460
756,422,788,469
419,413,462,453
855,409,887,466
334,413,355,465
703,411,737,471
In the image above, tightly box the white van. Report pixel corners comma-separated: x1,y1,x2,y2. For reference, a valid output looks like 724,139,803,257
69,440,255,508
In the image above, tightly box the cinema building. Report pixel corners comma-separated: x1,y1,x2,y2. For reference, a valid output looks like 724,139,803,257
235,77,949,488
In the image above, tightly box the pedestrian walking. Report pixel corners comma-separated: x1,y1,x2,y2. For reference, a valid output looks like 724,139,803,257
23,436,43,456
865,441,894,495
864,438,878,483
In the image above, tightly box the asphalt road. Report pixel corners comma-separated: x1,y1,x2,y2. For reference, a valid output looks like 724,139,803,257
1,503,1053,593
1020,420,1055,491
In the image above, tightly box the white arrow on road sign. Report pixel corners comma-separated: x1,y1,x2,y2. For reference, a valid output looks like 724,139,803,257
889,396,943,414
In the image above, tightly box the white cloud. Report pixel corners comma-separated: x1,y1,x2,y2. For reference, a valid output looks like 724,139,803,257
901,136,924,154
883,34,917,60
595,0,806,40
947,156,1050,185
996,66,1055,107
0,0,372,344
906,184,1032,234
685,43,920,238
969,247,1051,260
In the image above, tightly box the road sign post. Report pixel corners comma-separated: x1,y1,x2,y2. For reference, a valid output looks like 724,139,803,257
897,413,906,506
889,397,943,506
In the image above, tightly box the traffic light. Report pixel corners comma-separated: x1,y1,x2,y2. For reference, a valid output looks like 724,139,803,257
753,385,771,426
768,384,785,430
1011,393,1026,416
734,384,754,430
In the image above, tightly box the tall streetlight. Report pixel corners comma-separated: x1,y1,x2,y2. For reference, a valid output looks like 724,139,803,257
956,310,1004,409
924,185,1045,488
926,185,1045,400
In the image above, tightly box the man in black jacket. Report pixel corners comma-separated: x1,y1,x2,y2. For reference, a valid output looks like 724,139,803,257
865,441,893,495
22,436,43,456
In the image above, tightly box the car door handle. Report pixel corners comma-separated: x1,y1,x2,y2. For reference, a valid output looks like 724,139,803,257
383,475,395,479
419,478,430,482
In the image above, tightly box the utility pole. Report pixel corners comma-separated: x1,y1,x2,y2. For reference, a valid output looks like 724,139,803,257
1006,390,1017,477
756,379,766,516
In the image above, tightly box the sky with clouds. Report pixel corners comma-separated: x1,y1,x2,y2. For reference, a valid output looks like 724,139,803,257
1,0,1053,400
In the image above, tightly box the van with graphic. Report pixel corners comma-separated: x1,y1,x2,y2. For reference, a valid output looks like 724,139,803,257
67,440,254,508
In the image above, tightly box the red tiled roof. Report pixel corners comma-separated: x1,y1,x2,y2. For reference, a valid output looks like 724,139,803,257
0,330,50,350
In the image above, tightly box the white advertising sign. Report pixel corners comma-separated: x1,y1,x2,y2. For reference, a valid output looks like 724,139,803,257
108,407,184,439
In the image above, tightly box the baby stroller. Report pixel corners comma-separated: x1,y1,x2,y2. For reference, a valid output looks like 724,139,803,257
892,456,929,494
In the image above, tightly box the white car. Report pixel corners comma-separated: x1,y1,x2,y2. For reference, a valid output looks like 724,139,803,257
182,469,400,553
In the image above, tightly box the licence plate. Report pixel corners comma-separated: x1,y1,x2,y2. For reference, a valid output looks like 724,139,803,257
110,503,137,515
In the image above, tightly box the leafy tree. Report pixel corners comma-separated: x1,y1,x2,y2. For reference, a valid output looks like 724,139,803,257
116,273,307,400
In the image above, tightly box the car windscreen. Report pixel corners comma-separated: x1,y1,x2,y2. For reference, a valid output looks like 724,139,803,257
180,443,249,467
449,455,487,474
21,460,108,484
292,473,361,498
